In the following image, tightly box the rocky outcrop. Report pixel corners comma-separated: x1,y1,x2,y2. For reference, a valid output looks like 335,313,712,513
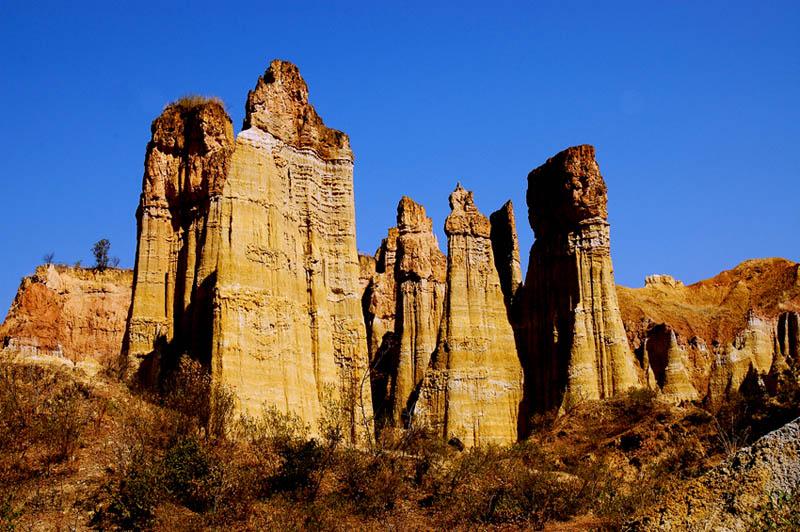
643,325,699,403
363,198,446,426
1,265,132,373
126,60,372,438
414,185,523,446
618,258,800,406
517,145,640,415
124,98,234,381
630,416,800,532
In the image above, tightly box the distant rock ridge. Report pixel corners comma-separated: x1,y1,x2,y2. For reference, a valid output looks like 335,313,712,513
1,265,132,373
618,258,800,406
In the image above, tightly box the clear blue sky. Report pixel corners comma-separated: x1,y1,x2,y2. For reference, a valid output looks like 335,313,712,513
1,1,798,316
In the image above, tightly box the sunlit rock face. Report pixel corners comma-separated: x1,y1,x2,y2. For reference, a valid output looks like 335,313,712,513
363,197,446,427
126,60,372,440
516,145,640,418
124,99,234,383
1,265,132,373
414,184,523,447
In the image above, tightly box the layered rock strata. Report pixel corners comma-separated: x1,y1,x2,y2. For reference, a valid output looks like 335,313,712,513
363,198,446,426
1,265,132,373
517,145,640,415
618,258,800,406
415,185,523,446
126,60,372,437
124,98,234,381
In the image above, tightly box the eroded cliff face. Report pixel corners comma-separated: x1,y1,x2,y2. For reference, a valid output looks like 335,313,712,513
516,145,640,416
124,99,234,381
1,265,132,373
362,197,446,426
125,60,372,438
414,185,523,446
618,258,800,406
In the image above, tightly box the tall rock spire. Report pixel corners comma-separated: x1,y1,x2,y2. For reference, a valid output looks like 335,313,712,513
414,184,523,447
363,197,446,427
125,60,372,441
124,98,234,382
517,145,640,416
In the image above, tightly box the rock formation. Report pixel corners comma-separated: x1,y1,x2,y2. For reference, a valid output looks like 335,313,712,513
124,98,234,381
516,145,640,415
414,184,523,446
1,265,132,373
630,416,800,532
363,197,446,426
642,325,699,403
125,60,372,438
618,258,800,406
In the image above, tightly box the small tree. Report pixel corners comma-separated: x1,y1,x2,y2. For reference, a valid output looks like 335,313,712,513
42,252,55,265
92,239,111,271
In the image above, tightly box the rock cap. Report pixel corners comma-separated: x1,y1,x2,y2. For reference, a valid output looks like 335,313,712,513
527,144,608,238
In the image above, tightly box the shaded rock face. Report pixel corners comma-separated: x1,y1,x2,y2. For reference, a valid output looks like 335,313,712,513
630,416,800,532
414,185,523,446
618,258,800,406
489,200,523,312
1,265,132,373
125,100,234,381
363,198,446,426
517,145,640,416
126,60,372,439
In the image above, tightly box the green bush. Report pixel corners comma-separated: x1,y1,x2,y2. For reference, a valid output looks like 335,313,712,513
162,356,236,440
108,452,161,531
748,491,800,532
161,437,216,512
336,449,406,514
0,492,23,532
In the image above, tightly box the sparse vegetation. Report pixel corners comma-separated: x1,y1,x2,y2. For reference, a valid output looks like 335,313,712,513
747,491,800,532
166,94,226,111
91,238,120,271
0,352,797,531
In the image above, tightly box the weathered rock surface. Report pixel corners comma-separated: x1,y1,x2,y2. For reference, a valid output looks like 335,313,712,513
642,325,699,403
414,185,523,446
363,198,446,426
126,60,372,438
618,258,800,405
124,98,234,381
516,145,640,416
630,416,800,532
1,265,132,373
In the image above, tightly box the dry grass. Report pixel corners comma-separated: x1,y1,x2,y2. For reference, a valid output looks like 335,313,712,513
1,354,797,532
165,94,226,112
